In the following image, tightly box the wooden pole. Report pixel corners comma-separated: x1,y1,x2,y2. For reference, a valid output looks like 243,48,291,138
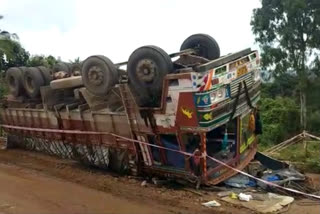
304,132,320,141
265,133,303,153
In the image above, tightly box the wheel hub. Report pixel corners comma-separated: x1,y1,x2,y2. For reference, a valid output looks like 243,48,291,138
88,66,104,86
136,59,156,83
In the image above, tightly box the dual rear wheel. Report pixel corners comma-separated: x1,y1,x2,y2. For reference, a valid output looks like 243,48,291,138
6,66,52,98
80,34,220,106
6,61,82,98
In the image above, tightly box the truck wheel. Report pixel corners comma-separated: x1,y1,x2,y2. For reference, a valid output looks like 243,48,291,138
180,34,220,60
18,66,28,74
6,67,24,97
37,66,52,85
71,63,82,76
81,55,118,96
4,134,21,149
53,62,71,75
127,45,173,106
23,67,45,98
50,76,83,89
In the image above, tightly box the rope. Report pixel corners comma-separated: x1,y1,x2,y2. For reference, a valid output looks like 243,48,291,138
2,124,320,200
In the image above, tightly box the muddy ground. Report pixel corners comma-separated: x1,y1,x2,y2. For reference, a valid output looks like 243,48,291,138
0,149,318,214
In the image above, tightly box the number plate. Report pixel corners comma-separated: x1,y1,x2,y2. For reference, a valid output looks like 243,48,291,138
237,66,248,77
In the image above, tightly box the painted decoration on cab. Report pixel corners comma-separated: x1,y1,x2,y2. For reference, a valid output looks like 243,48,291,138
196,94,210,106
181,107,193,119
203,112,213,121
225,86,231,98
199,70,214,91
194,86,230,108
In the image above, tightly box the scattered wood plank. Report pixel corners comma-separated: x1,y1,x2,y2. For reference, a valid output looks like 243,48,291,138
265,134,303,153
271,137,303,153
304,132,320,141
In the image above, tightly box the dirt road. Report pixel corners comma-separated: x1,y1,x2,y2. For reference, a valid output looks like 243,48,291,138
0,149,217,214
0,163,167,214
0,149,318,214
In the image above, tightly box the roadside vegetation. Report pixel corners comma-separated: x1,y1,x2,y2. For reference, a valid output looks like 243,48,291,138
271,141,320,173
251,0,320,145
251,0,320,172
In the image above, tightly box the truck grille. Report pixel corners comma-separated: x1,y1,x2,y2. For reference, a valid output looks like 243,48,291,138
230,73,254,98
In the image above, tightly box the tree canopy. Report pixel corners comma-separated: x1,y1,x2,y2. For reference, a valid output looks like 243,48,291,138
251,0,320,129
27,55,58,68
0,15,29,71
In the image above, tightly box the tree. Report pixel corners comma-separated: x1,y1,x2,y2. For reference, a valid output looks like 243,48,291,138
0,15,29,71
27,55,57,68
261,72,299,98
1,42,29,70
69,57,80,64
0,15,19,59
251,0,320,130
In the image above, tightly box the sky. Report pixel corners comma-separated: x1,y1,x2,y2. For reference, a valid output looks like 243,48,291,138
0,0,262,63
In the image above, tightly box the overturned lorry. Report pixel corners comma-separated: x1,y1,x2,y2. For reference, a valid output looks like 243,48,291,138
0,34,261,185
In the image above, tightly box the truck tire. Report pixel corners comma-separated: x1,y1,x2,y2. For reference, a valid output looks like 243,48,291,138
109,148,129,174
5,134,22,149
127,45,173,107
53,62,71,75
81,55,118,96
18,66,28,74
50,76,83,89
180,34,220,60
6,67,24,97
71,63,82,76
23,67,45,98
37,66,52,85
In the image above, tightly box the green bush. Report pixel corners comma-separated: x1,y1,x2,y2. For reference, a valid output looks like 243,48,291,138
259,97,300,146
272,141,320,173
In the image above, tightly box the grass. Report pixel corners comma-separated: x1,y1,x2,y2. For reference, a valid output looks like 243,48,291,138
261,141,320,173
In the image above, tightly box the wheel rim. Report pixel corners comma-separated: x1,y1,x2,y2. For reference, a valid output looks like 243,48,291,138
88,66,104,86
136,59,157,83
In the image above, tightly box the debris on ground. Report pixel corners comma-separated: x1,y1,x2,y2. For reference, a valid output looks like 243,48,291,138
215,152,320,212
257,168,305,190
221,192,294,213
202,200,221,207
229,192,238,199
255,152,289,170
238,193,253,201
223,158,314,197
141,180,147,187
224,174,256,188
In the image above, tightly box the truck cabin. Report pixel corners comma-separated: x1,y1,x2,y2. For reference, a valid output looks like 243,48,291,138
139,49,261,185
